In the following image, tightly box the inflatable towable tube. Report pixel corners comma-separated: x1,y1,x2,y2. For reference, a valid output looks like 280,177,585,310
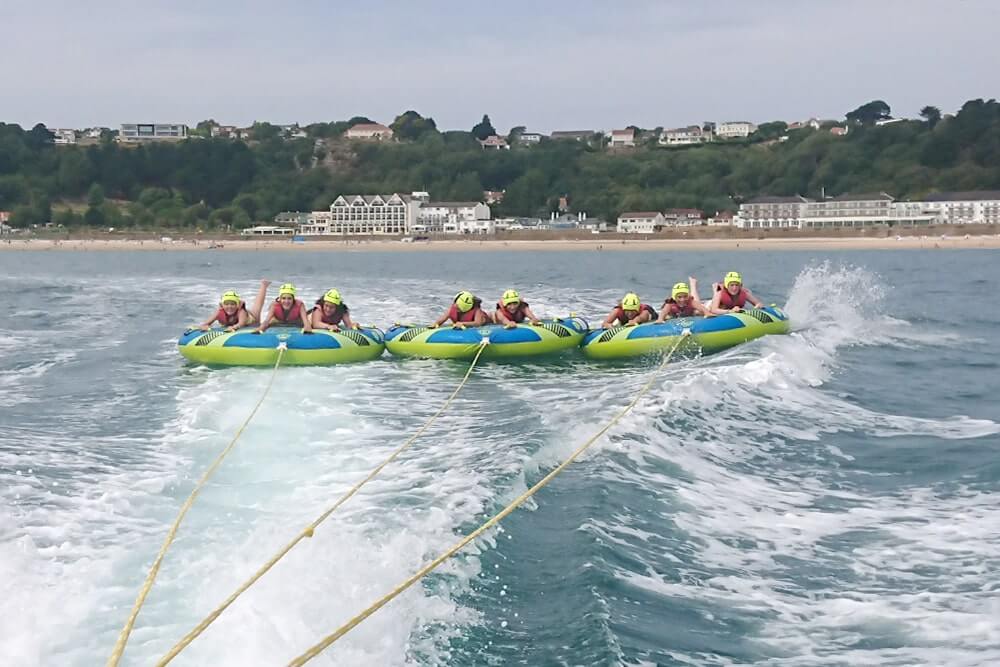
385,317,588,360
581,306,790,360
177,326,386,366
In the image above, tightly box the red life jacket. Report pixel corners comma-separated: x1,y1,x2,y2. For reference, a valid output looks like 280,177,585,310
447,300,483,323
612,303,654,324
717,287,749,309
663,298,696,317
496,300,529,323
215,301,247,327
272,298,304,324
311,300,349,325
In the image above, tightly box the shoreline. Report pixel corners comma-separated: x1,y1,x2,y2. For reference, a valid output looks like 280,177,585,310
2,235,1000,252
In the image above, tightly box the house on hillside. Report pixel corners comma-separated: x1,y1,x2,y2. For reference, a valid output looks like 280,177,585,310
659,125,711,146
479,135,509,150
345,123,394,141
550,130,595,142
715,121,757,139
609,128,635,148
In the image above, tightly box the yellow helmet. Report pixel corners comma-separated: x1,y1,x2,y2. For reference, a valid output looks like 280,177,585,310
724,271,742,287
220,290,240,305
502,289,521,306
322,288,342,305
454,291,476,313
621,292,641,311
278,283,296,297
671,282,690,299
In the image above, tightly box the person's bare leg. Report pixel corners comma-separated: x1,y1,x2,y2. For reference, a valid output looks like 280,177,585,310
249,279,271,323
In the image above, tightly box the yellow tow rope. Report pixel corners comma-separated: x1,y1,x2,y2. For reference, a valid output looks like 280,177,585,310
285,331,692,666
156,339,491,666
107,345,286,667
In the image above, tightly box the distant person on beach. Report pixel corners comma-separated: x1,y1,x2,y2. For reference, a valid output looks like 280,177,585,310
709,272,764,314
196,280,270,331
428,291,492,328
601,293,655,328
256,283,312,332
494,289,541,328
309,289,356,331
656,279,710,321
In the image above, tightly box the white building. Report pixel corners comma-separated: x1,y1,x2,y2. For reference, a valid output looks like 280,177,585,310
617,212,665,233
295,211,333,235
242,225,294,236
923,191,1000,224
52,129,77,145
609,128,636,148
345,123,394,141
707,211,736,226
659,125,711,146
737,196,811,229
800,193,935,228
715,121,757,139
480,135,509,150
418,201,492,234
326,193,419,235
119,123,188,142
738,193,938,229
518,133,543,144
662,208,704,226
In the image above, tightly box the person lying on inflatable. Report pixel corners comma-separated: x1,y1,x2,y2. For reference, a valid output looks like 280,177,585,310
256,282,313,332
601,292,656,328
656,278,711,322
494,289,542,329
709,272,764,314
309,289,356,332
197,279,270,332
428,291,492,329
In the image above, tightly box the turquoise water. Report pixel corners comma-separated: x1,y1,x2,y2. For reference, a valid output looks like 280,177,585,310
2,249,998,666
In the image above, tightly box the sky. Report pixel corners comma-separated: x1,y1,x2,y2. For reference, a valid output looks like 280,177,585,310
3,0,998,133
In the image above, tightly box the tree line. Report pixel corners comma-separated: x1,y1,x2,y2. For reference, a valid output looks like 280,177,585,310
1,98,998,230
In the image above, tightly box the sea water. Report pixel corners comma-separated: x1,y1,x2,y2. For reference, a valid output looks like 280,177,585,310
1,249,998,666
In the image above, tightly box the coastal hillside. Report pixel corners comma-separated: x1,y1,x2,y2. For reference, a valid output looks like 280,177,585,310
1,99,998,229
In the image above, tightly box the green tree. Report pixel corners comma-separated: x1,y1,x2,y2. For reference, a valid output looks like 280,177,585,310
84,204,105,227
193,119,219,138
26,123,55,148
87,183,105,208
920,106,942,128
751,121,788,142
846,100,891,126
507,125,526,144
250,122,281,141
390,110,439,141
52,209,82,227
471,115,496,141
10,204,41,227
233,193,260,220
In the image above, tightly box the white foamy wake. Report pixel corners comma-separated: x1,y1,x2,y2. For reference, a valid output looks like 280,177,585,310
575,264,1000,665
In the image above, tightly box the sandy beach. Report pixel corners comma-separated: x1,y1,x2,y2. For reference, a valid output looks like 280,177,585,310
2,235,1000,252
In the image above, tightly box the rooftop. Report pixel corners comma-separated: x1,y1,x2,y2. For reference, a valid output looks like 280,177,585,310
829,192,894,202
619,212,662,219
923,190,1000,202
745,195,812,204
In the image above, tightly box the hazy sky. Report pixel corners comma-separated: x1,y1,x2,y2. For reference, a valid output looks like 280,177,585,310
4,0,997,132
